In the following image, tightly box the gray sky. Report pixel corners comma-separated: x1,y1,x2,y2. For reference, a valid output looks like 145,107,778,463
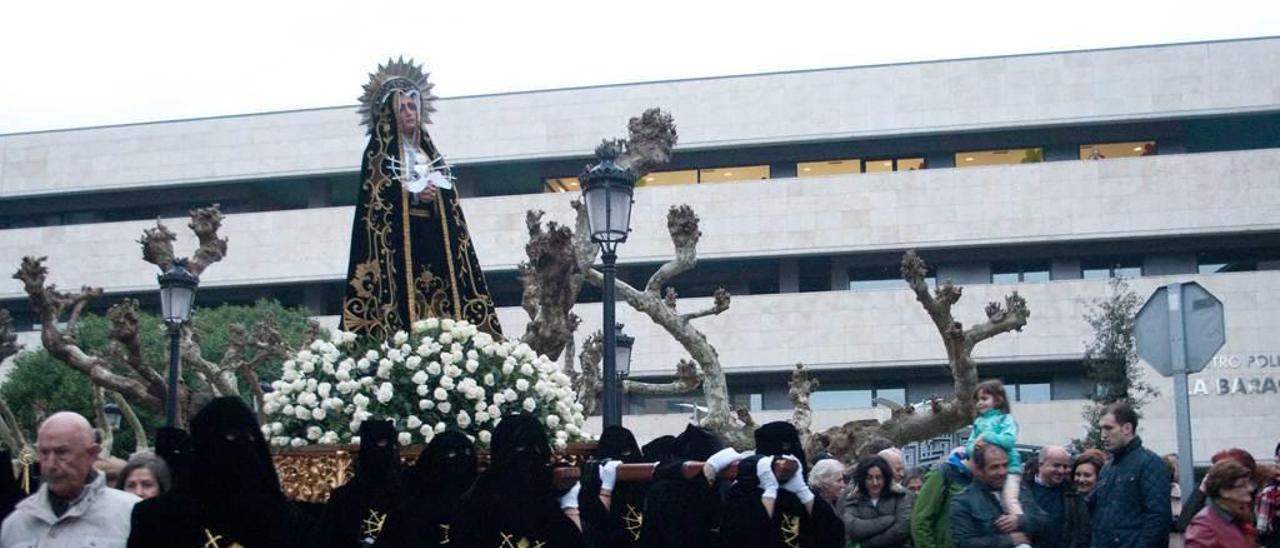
2,0,1277,134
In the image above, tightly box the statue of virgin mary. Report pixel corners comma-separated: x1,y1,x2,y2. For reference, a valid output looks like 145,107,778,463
341,58,502,340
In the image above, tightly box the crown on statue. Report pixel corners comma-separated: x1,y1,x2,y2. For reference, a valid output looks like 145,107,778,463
357,56,439,135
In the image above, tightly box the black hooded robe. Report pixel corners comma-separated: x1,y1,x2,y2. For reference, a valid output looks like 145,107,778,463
128,397,305,548
749,421,845,548
0,450,25,524
314,420,403,548
374,431,477,548
449,415,585,548
341,88,501,340
578,426,646,548
638,425,725,548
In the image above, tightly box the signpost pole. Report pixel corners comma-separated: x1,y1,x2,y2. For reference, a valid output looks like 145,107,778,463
1167,282,1197,493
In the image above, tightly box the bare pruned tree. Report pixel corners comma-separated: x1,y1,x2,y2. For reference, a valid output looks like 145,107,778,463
13,206,317,431
802,250,1030,461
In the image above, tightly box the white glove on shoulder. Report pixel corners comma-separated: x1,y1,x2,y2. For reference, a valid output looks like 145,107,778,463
779,455,815,504
705,447,740,474
756,456,779,499
599,460,620,492
559,482,582,510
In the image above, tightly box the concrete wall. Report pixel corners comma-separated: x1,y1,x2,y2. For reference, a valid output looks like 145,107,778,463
4,38,1279,198
2,148,1278,300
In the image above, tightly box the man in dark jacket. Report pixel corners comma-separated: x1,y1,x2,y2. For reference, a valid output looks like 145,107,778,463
951,443,1048,548
1024,445,1089,548
1087,401,1171,548
912,447,973,548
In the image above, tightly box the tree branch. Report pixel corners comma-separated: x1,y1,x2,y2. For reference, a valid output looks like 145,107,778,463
138,221,177,273
14,257,163,411
111,392,150,454
681,288,731,322
107,300,167,388
185,205,228,276
91,386,115,456
0,309,20,364
644,205,701,295
622,359,703,396
788,363,818,440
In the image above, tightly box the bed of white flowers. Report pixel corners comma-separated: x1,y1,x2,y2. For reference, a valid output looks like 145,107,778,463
262,317,588,450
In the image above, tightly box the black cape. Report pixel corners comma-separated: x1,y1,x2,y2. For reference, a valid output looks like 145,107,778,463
314,419,403,548
374,431,477,548
720,455,843,548
0,450,24,524
341,88,501,340
128,397,305,548
449,415,584,548
638,425,725,548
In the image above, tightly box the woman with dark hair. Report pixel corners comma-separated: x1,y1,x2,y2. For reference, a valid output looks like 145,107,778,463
841,455,913,547
1185,460,1258,547
116,453,170,500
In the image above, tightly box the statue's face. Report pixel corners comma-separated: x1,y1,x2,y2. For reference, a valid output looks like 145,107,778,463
397,93,420,136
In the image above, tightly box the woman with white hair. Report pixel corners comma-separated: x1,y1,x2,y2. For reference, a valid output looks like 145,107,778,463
809,459,847,507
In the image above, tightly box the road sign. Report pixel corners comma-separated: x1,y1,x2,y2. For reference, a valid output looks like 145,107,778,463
1135,281,1225,376
1133,281,1226,496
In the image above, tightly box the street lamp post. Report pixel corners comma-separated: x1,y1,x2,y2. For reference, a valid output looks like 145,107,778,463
579,146,637,428
102,401,123,431
158,260,199,428
612,323,635,421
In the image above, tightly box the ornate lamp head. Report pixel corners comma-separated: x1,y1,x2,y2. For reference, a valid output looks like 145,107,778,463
357,56,439,135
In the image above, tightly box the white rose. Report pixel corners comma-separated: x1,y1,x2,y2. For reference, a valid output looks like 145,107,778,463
260,424,272,436
439,376,455,390
478,430,492,444
434,422,447,433
406,356,422,369
360,377,375,387
441,319,455,331
290,438,306,448
487,405,500,417
364,350,379,361
335,369,351,382
393,331,409,345
438,402,452,414
456,411,472,428
522,398,537,412
300,361,315,374
545,415,560,428
398,432,412,445
501,362,515,375
503,389,518,402
417,385,430,396
495,345,510,358
515,379,530,392
434,388,449,401
353,394,370,408
464,360,479,373
317,382,332,399
387,349,404,363
271,422,284,435
376,383,394,403
376,363,393,379
483,373,495,386
519,363,534,376
426,362,442,376
295,407,311,420
474,400,487,413
439,332,454,344
493,393,506,404
406,415,423,429
306,426,322,441
419,399,435,410
475,411,491,424
311,408,326,421
412,371,429,385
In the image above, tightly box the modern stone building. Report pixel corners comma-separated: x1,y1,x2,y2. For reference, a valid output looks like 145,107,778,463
3,37,1278,462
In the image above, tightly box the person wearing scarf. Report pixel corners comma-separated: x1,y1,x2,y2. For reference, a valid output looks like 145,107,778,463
1187,459,1259,548
375,430,477,547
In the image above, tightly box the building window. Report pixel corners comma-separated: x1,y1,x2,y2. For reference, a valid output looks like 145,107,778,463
639,170,698,186
1197,249,1280,274
544,177,579,193
798,159,861,177
1006,380,1052,402
1081,257,1142,280
699,165,770,183
850,264,933,291
811,386,906,410
992,261,1050,284
956,148,1044,167
864,157,925,173
731,393,764,412
1080,141,1157,160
